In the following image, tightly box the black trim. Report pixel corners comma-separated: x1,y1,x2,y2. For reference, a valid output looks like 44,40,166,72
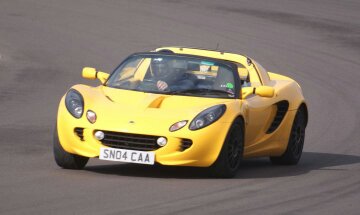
157,49,174,53
266,100,289,134
247,58,252,66
157,46,248,58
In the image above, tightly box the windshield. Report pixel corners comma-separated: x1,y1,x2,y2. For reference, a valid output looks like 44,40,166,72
106,54,237,98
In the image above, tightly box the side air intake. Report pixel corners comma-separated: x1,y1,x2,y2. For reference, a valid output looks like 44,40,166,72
266,100,289,134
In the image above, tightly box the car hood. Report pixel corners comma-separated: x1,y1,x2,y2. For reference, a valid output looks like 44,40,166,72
101,86,227,109
71,85,234,132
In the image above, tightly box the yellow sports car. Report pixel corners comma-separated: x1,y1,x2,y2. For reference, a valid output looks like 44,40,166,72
54,47,308,177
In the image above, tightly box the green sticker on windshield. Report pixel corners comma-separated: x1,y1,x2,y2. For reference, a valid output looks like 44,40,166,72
226,83,234,89
200,61,215,66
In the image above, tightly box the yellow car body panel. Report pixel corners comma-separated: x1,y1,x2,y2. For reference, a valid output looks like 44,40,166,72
56,47,307,167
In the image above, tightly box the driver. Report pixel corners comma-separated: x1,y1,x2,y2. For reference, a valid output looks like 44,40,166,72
150,58,195,91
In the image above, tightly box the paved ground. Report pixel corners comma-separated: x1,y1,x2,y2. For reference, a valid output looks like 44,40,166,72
0,0,359,214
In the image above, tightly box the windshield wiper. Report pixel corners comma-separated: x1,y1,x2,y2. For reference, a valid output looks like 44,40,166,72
169,88,234,96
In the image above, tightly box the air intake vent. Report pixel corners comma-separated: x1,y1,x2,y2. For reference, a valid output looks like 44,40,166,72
74,127,84,140
180,139,193,151
266,100,289,134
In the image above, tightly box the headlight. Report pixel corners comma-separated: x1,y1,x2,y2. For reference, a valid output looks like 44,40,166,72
65,89,84,118
189,104,226,130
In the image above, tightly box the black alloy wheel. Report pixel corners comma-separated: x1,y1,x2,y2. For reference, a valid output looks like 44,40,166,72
270,107,306,165
53,125,89,169
227,124,243,169
211,119,244,178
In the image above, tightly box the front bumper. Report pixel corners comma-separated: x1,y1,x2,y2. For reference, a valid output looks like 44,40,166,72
57,100,232,167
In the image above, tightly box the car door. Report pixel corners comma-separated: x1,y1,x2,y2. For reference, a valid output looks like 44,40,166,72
242,93,277,148
240,64,277,148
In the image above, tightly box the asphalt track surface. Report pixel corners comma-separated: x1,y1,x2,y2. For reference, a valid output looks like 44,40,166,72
1,0,360,214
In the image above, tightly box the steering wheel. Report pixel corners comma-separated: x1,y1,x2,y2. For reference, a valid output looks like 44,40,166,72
138,79,171,92
138,79,160,91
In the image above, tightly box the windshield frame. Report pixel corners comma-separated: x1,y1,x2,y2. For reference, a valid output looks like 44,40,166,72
105,52,241,99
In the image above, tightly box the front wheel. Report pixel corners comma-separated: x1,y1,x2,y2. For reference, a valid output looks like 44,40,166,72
270,106,306,165
210,119,244,178
53,125,89,169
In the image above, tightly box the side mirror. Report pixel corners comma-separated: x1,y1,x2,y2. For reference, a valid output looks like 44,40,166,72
242,86,275,99
254,86,274,98
82,67,109,84
82,67,97,80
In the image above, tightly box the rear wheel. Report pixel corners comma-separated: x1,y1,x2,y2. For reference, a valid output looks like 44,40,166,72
210,119,244,178
53,125,89,169
270,107,306,165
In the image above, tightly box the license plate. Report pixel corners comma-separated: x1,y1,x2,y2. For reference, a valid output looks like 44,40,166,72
99,147,155,165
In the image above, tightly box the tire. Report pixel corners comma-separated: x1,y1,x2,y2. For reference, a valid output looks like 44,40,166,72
53,125,89,169
270,107,306,165
210,119,244,178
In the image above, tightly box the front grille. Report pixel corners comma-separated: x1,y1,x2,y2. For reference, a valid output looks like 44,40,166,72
180,139,193,151
99,130,161,151
74,127,84,141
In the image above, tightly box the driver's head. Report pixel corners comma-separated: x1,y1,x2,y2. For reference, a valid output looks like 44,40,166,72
151,58,168,77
